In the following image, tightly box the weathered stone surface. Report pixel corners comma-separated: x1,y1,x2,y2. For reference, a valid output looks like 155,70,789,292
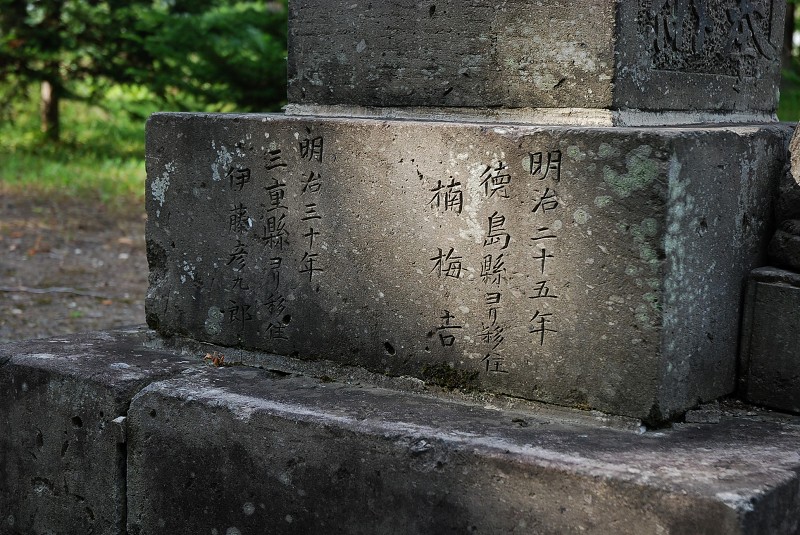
740,267,800,413
145,113,790,421
0,327,196,535
769,220,800,271
287,0,784,118
128,367,800,535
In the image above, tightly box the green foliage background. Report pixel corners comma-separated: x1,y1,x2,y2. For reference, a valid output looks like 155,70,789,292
0,0,288,210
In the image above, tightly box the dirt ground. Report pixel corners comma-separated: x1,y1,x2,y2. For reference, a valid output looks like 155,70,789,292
0,193,147,343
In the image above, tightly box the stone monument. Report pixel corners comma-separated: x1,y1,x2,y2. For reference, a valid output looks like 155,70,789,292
4,1,800,534
146,0,790,422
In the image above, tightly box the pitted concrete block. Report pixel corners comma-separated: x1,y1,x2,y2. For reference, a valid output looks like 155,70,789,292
145,113,790,421
127,367,800,535
288,0,785,118
0,327,197,535
740,267,800,413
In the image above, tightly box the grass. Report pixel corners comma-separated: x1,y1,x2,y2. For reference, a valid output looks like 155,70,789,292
0,87,149,214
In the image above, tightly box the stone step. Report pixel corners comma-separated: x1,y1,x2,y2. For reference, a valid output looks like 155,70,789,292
145,113,791,420
3,328,800,534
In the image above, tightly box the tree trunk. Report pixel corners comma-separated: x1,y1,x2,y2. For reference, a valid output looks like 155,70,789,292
40,78,60,142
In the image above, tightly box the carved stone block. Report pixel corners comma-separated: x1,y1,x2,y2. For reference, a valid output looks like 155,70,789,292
144,113,789,420
287,0,785,120
740,267,800,413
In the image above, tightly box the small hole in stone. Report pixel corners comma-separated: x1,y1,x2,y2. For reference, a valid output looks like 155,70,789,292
71,416,83,428
384,342,396,356
429,4,436,16
149,409,157,418
282,314,292,325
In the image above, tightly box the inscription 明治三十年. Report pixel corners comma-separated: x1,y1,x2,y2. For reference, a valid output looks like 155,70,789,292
298,132,325,282
641,0,780,77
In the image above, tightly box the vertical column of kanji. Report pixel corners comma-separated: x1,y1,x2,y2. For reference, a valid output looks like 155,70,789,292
259,139,291,343
427,171,465,355
527,149,562,349
223,162,256,339
477,160,513,375
297,130,325,287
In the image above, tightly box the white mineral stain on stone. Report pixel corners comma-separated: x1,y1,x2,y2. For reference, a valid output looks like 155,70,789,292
151,161,175,208
226,528,242,535
211,145,232,182
356,39,367,53
242,503,255,516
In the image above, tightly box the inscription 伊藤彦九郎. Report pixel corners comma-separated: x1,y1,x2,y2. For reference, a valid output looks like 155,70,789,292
640,0,780,77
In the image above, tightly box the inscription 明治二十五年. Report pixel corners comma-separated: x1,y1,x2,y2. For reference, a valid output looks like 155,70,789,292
527,147,562,347
641,0,780,77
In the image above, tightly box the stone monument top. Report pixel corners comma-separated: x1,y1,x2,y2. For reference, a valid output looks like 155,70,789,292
287,0,785,125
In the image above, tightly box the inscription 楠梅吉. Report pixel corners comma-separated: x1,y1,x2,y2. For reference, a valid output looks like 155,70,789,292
527,149,562,348
641,0,781,77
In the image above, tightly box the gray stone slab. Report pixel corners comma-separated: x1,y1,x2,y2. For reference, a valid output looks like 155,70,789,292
740,267,800,413
145,113,790,421
127,367,800,535
287,0,784,118
0,327,196,535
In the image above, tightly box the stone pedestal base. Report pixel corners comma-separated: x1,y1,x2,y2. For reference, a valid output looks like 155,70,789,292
3,329,800,534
